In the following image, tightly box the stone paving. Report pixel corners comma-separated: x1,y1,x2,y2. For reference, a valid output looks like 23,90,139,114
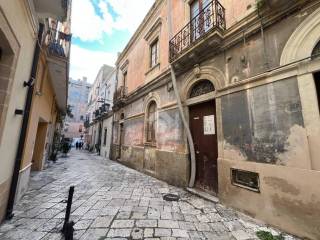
0,150,299,240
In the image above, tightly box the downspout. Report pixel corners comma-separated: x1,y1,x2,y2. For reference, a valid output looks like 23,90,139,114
167,0,196,188
110,68,119,160
6,23,44,219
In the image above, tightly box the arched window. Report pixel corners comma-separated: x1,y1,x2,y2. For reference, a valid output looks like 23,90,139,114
146,101,157,143
311,41,320,59
189,80,215,98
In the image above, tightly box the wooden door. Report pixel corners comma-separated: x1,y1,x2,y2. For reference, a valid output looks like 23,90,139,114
119,123,124,158
189,100,218,193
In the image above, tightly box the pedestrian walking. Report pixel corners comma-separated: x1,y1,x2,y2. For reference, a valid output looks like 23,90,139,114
75,142,79,150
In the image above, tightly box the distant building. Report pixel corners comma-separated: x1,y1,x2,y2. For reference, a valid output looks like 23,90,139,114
64,77,91,139
85,65,116,157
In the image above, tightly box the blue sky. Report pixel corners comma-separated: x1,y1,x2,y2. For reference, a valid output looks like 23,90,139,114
69,0,154,83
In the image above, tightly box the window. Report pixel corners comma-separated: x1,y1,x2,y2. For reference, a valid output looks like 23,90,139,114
231,169,260,192
189,80,214,98
190,0,212,41
103,128,107,145
123,71,127,88
150,39,159,68
146,101,157,143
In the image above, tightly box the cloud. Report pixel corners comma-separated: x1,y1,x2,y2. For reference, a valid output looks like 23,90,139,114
105,0,155,33
69,44,117,83
71,0,155,42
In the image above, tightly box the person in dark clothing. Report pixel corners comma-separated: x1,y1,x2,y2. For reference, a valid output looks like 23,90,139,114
75,142,79,150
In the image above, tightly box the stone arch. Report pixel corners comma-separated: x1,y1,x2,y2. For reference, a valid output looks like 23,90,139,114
143,92,161,110
0,9,20,144
280,6,320,170
280,7,320,64
188,79,215,99
143,92,160,143
181,65,225,102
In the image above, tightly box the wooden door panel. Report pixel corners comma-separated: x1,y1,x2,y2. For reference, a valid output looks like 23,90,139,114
189,100,218,193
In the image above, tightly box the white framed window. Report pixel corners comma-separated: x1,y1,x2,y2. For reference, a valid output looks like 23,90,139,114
150,39,159,68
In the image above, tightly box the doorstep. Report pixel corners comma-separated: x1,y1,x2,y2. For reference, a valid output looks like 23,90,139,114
186,187,219,203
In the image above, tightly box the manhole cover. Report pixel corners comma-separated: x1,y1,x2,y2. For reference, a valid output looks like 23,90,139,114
163,193,180,201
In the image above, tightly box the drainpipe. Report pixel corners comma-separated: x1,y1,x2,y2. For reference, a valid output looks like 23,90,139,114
167,0,196,188
6,23,44,220
110,68,119,160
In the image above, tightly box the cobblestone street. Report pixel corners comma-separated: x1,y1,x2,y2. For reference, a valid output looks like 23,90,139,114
0,151,298,240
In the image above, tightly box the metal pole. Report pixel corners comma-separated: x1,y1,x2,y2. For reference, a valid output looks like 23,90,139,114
62,186,74,233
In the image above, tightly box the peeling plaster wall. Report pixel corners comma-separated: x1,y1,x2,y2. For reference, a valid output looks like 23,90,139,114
158,108,186,153
219,159,320,240
113,83,189,186
224,6,311,85
123,117,144,146
221,78,310,168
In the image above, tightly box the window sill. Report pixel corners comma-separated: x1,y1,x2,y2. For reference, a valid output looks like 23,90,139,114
145,63,160,76
144,142,156,147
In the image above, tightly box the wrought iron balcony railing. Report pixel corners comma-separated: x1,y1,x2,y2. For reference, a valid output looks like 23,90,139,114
169,0,226,62
44,28,72,59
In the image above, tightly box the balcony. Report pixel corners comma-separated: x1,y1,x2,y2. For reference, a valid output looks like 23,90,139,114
113,86,128,109
43,27,72,112
44,28,71,59
169,0,226,65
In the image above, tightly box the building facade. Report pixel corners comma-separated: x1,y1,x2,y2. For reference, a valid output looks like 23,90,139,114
64,77,91,139
112,0,320,239
85,65,116,155
0,0,71,221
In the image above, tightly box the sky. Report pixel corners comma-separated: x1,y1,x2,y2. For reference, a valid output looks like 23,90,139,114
69,0,155,83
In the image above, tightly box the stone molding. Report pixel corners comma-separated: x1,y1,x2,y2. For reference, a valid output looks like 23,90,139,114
180,65,226,102
280,6,320,64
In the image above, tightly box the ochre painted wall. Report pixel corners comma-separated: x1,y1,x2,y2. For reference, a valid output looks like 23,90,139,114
0,0,37,221
21,52,58,170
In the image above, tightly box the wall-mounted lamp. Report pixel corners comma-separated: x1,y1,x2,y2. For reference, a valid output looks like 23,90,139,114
23,77,35,88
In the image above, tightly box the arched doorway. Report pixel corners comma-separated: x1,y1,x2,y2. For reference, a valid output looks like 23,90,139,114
188,80,218,194
280,7,320,170
118,112,125,159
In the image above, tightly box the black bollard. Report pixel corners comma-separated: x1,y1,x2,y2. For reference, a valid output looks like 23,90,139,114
62,186,74,240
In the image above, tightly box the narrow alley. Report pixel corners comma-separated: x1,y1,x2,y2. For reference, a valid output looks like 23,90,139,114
0,151,297,240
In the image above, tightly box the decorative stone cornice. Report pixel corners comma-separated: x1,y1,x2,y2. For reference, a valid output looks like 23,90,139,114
144,17,162,41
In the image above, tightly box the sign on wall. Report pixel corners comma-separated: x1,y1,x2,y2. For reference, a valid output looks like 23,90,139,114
203,115,215,135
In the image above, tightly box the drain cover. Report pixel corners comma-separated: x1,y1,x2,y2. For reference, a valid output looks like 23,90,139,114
163,193,180,201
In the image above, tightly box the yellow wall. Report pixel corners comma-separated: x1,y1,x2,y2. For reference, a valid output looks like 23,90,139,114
0,0,37,221
21,52,58,170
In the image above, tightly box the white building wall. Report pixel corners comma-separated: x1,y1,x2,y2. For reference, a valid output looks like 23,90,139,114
101,116,113,159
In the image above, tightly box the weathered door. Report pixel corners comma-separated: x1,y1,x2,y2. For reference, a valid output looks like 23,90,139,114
118,123,124,159
189,100,218,193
